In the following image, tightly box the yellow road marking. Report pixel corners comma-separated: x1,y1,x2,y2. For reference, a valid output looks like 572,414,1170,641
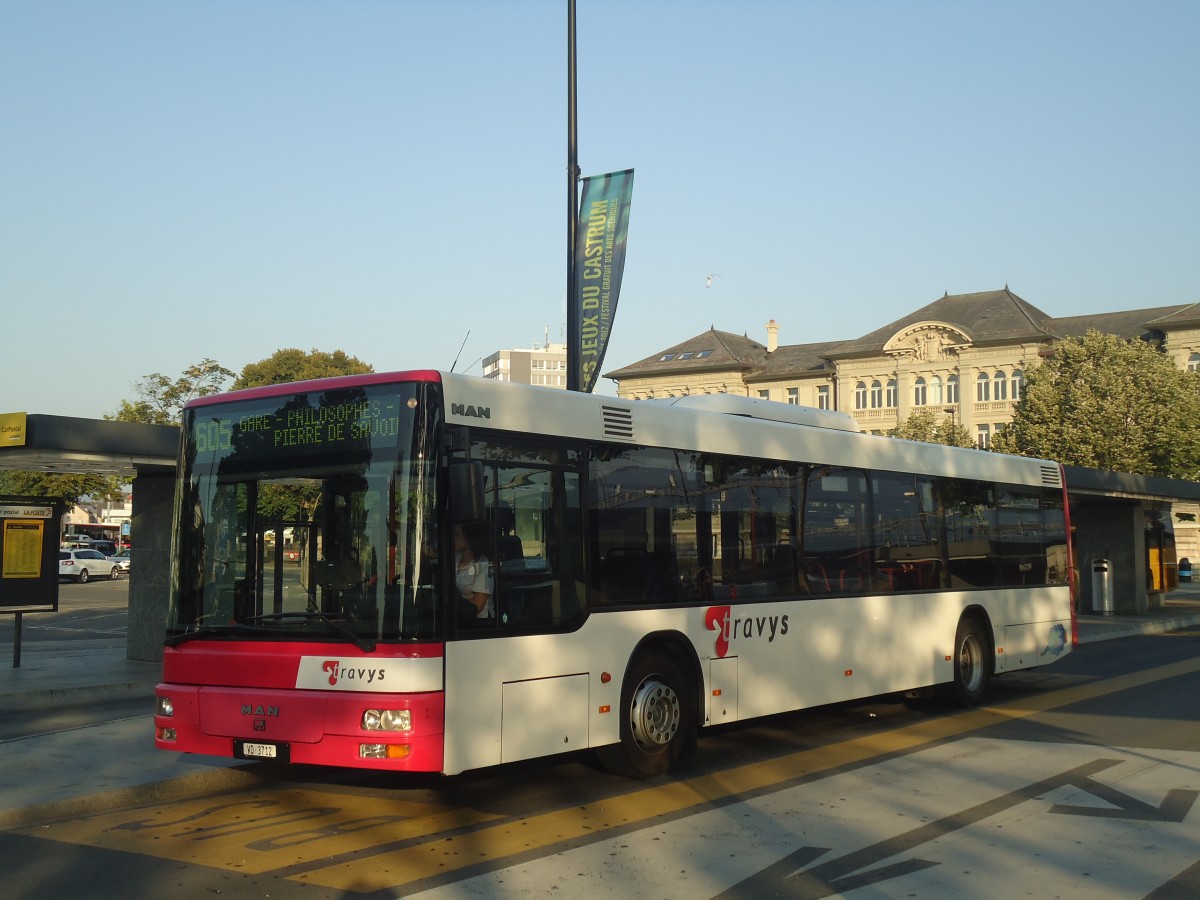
17,656,1200,893
300,656,1200,892
26,793,501,875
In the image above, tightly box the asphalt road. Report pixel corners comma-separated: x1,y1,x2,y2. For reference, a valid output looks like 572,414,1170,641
0,575,129,650
1,626,1198,899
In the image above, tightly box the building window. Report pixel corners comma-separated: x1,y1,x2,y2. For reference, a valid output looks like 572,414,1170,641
947,374,959,404
930,375,943,406
885,379,897,408
1188,354,1200,372
993,371,1007,401
976,372,990,403
914,377,927,406
787,387,799,405
870,380,883,409
1011,369,1024,399
817,385,831,410
977,423,991,449
855,382,868,409
758,389,770,400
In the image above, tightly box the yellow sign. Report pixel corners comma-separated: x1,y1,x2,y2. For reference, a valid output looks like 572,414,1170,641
2,519,43,578
0,412,27,447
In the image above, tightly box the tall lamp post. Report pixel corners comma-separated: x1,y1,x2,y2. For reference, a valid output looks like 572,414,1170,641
565,0,581,392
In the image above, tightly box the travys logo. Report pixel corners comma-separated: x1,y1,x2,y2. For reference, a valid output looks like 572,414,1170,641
704,606,790,658
322,659,387,686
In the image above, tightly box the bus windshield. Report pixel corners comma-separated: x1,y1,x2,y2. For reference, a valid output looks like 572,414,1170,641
167,380,442,643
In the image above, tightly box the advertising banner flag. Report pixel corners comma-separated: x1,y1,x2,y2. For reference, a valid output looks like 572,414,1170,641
573,168,634,393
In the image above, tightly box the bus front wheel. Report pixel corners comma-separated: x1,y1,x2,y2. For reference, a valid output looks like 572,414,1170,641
948,616,992,707
598,653,695,778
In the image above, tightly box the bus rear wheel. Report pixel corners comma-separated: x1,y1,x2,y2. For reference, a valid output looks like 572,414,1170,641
948,616,992,707
598,653,695,778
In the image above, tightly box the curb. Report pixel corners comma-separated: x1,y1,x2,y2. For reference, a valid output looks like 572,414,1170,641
0,764,265,830
0,681,161,713
1075,613,1200,644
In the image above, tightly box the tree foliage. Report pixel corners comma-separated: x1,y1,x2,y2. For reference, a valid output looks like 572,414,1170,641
991,330,1200,479
232,349,374,525
887,409,975,448
232,348,373,390
0,470,120,508
108,358,234,425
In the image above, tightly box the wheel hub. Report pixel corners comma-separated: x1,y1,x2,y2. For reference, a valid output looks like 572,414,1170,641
630,677,681,749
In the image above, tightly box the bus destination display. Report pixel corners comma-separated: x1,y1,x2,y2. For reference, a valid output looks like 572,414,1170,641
193,394,411,456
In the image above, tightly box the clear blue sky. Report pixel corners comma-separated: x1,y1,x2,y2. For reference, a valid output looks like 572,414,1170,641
3,1,1197,419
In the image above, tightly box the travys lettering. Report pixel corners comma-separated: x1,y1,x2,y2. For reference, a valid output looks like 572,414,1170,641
321,660,386,686
704,605,789,658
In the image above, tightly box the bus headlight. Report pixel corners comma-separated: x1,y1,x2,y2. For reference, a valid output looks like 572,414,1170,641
359,743,412,760
361,708,412,732
157,696,174,717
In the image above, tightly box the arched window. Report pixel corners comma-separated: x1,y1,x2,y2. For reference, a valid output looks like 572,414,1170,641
929,375,943,405
1188,354,1200,373
870,380,883,409
976,372,990,403
914,377,927,406
885,378,897,408
993,371,1007,401
1011,369,1024,399
947,374,959,404
855,381,868,410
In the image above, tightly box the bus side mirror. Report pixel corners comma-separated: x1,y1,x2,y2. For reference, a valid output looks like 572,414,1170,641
449,461,486,524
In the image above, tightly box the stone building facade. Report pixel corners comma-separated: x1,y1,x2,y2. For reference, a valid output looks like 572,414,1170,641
604,287,1200,559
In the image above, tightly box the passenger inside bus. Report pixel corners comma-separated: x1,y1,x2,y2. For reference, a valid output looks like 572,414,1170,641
454,523,493,624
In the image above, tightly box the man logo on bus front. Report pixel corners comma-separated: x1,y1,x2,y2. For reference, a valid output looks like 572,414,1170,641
704,606,790,658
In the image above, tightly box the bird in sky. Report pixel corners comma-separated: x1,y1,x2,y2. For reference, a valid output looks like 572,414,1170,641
706,274,721,288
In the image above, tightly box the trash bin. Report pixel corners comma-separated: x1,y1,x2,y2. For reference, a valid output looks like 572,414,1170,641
1091,559,1114,615
1179,558,1192,583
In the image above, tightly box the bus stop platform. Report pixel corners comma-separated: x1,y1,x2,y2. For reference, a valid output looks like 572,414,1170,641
0,591,1199,829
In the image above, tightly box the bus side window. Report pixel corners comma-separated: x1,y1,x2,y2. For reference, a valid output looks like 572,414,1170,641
486,463,584,629
803,467,870,594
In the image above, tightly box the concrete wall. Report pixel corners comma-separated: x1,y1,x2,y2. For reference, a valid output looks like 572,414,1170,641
126,469,174,662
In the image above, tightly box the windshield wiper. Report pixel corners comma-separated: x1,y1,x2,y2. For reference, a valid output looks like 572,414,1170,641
164,622,267,647
245,612,376,652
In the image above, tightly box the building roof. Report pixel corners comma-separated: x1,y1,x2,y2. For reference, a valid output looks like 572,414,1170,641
744,340,843,383
831,288,1056,357
605,327,770,379
603,289,1200,386
1050,305,1190,342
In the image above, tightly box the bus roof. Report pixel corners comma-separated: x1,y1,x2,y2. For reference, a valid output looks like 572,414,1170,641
182,369,1062,491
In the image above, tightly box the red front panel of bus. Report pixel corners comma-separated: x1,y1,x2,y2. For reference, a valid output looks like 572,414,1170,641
155,641,446,772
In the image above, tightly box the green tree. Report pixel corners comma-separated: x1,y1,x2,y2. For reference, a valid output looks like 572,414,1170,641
232,348,373,390
991,330,1200,479
887,409,975,448
0,470,120,509
233,349,375,526
108,358,234,425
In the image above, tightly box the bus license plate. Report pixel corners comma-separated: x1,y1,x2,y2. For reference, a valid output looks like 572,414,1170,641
234,740,289,762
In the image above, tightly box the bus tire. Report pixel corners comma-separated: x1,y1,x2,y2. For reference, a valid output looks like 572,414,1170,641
948,616,991,707
598,653,695,779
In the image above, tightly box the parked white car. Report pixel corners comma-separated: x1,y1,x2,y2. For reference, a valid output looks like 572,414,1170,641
108,548,131,572
59,549,121,583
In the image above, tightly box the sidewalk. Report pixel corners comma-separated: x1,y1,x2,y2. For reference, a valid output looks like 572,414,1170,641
1,592,1199,830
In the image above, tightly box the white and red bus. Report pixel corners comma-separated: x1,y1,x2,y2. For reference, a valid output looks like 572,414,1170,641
155,370,1076,777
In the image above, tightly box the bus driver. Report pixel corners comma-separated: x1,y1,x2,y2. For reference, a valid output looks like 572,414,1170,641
454,523,493,624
